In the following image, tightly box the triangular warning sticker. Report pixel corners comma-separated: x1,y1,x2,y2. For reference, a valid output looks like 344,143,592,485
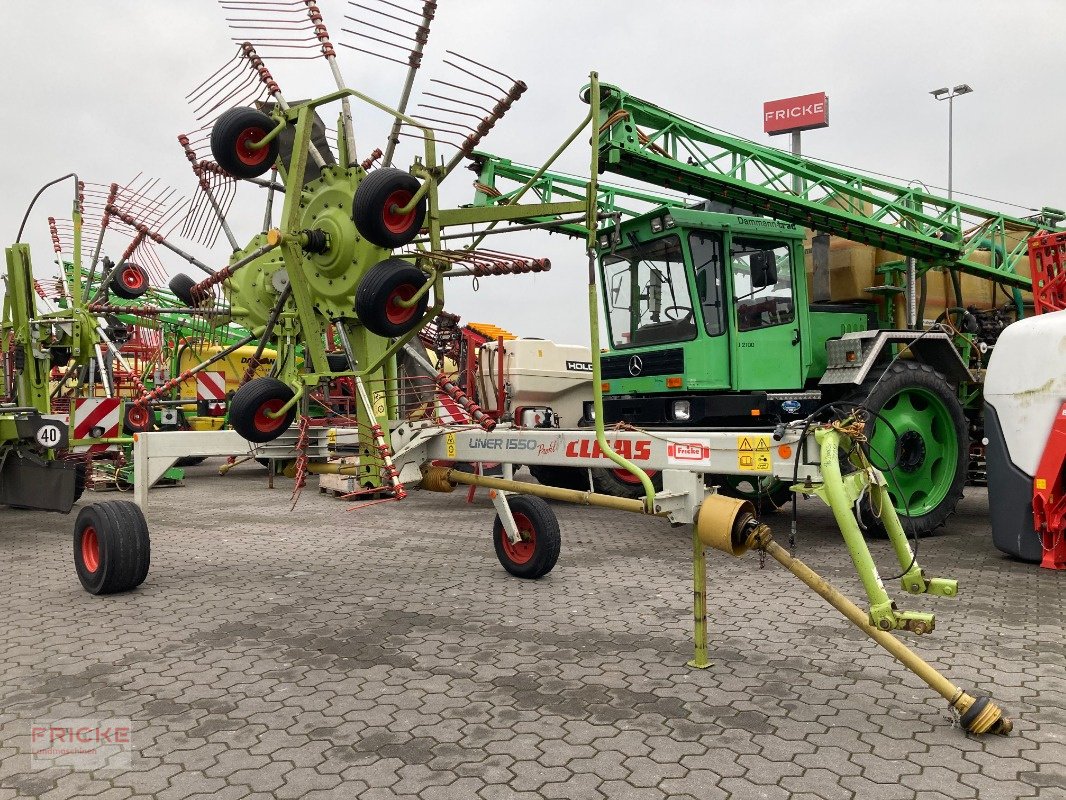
754,437,770,452
738,437,753,451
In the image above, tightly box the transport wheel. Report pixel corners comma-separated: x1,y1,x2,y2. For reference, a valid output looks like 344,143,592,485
168,273,200,307
210,107,280,179
492,495,561,579
229,377,296,443
351,168,427,248
710,475,793,513
528,465,591,491
123,403,153,435
847,360,967,537
355,257,429,337
73,501,151,595
175,456,208,467
590,467,662,500
110,262,149,299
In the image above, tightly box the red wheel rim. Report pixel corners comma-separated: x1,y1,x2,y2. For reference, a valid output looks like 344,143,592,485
81,526,100,573
254,398,287,434
121,267,145,290
385,284,418,326
500,512,536,565
235,127,270,166
381,188,416,235
612,468,658,485
126,405,149,429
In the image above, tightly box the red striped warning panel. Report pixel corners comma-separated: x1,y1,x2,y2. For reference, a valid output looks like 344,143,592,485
73,397,121,453
197,371,227,414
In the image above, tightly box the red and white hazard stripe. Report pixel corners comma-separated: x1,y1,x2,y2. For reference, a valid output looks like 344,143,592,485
72,398,121,453
435,393,471,425
197,371,227,413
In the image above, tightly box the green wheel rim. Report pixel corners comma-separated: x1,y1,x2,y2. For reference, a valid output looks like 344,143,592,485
867,386,958,517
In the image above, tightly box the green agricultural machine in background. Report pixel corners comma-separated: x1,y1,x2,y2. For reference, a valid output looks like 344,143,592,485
471,83,1062,536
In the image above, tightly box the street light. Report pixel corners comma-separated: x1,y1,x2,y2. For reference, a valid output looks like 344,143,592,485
930,84,974,198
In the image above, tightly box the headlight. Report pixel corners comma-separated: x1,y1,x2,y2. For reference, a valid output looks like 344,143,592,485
582,401,595,422
672,400,691,421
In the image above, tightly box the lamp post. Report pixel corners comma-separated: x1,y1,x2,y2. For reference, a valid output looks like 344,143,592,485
930,84,974,198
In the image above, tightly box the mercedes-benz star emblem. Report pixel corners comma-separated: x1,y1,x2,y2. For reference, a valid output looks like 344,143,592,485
628,355,643,376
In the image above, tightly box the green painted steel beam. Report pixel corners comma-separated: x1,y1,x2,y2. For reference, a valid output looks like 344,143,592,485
438,200,587,228
589,83,1055,290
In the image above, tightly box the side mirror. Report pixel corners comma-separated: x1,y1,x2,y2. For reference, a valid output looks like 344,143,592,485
749,251,777,289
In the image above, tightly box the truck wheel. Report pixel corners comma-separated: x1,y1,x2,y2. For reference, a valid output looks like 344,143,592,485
229,377,296,443
211,107,280,179
74,501,150,595
590,467,662,500
355,258,429,337
848,361,967,536
493,495,561,579
110,263,149,299
352,168,426,248
710,475,793,513
529,465,591,491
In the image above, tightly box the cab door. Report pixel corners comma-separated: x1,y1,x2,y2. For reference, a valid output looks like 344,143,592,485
727,234,804,391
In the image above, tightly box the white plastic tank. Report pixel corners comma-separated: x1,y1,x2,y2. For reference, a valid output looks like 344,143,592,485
479,338,593,428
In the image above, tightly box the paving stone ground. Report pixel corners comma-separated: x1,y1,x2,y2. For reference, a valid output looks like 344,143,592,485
0,463,1063,799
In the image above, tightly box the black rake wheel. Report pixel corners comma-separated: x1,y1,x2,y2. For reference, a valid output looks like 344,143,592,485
109,262,149,299
211,107,280,179
492,494,561,579
73,501,151,595
228,377,297,443
355,258,429,338
351,168,427,248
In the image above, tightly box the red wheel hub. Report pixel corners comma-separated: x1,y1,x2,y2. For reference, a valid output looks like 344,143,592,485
254,398,287,433
235,127,270,167
612,468,658,485
81,526,100,573
126,405,150,429
500,512,536,565
121,267,145,290
385,284,418,325
381,188,416,234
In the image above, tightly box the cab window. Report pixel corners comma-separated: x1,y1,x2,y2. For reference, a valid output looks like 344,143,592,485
730,237,794,332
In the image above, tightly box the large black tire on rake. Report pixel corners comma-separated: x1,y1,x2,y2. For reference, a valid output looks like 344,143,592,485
355,258,429,338
109,262,149,300
229,377,296,443
74,501,151,595
351,168,427,248
211,107,280,179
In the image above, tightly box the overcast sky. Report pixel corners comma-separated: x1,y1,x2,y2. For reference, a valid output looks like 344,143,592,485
3,1,1064,345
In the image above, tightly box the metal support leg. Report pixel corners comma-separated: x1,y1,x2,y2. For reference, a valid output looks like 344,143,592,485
687,526,711,669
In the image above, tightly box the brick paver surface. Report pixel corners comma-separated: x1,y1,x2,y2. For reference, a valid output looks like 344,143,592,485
1,464,1062,798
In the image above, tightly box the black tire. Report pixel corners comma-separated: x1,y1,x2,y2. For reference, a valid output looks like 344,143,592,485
123,403,153,435
847,360,967,537
529,465,591,492
492,495,561,579
590,467,663,500
355,258,429,337
109,262,149,300
352,168,427,248
229,377,296,443
175,456,208,467
169,273,199,307
211,107,280,179
73,501,150,595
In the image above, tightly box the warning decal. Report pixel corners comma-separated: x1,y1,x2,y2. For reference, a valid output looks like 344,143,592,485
737,434,773,473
